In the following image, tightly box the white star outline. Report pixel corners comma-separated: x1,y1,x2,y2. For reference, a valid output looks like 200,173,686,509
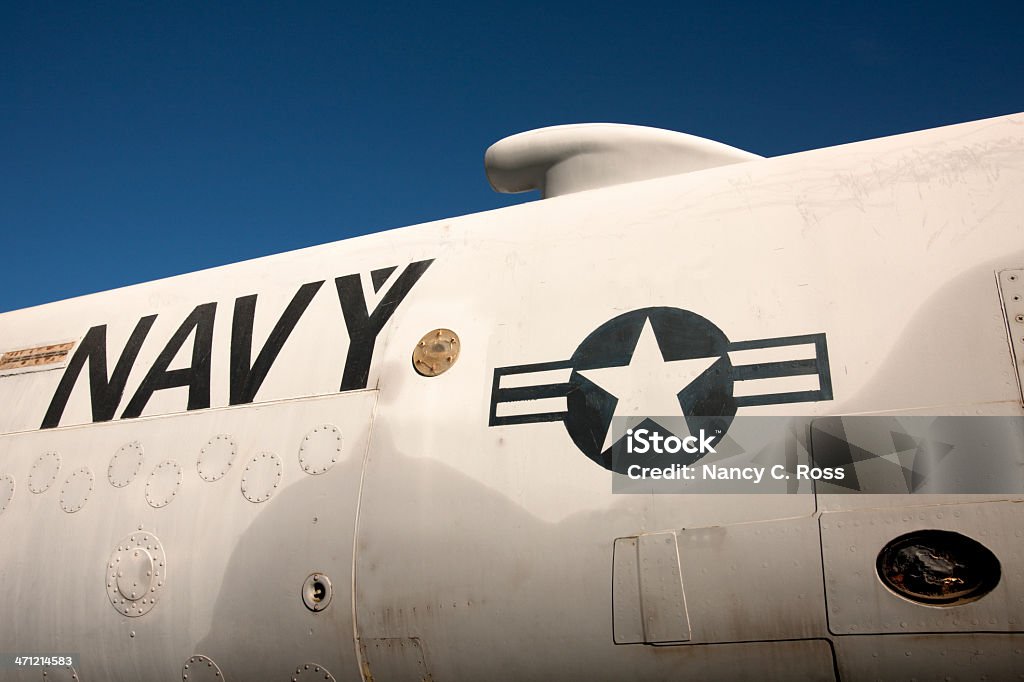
577,317,722,453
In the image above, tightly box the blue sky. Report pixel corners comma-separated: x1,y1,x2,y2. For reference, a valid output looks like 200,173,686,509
2,2,1021,312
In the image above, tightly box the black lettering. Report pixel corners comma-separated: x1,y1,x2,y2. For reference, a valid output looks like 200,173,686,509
334,259,433,391
121,303,217,418
40,316,157,428
230,280,324,405
370,266,397,292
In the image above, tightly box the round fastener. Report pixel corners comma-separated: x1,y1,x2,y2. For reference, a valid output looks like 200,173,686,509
182,654,222,681
0,474,14,516
302,572,333,612
39,665,80,680
60,467,95,513
292,662,337,681
28,452,62,494
145,460,183,508
198,434,237,482
412,328,460,377
108,441,145,488
107,531,166,617
241,451,282,503
298,425,343,475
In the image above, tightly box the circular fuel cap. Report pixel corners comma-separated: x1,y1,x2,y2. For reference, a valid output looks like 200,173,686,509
412,329,460,377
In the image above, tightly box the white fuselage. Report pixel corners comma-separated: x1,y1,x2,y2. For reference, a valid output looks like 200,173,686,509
1,113,1022,681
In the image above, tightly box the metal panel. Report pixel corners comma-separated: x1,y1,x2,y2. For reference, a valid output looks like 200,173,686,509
637,532,690,644
834,634,1024,681
999,268,1024,406
611,537,644,644
677,517,827,643
612,532,691,645
0,389,377,681
360,638,432,682
821,502,1024,634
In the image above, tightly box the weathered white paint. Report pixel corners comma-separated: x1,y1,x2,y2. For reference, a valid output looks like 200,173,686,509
0,112,1022,681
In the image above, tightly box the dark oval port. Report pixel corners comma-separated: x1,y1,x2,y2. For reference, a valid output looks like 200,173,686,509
312,581,326,602
877,530,1000,606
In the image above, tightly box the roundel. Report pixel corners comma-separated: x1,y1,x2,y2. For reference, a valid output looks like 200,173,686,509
488,305,833,471
565,307,735,468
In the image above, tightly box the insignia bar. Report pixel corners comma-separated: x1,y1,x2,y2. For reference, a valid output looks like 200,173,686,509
488,306,834,470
